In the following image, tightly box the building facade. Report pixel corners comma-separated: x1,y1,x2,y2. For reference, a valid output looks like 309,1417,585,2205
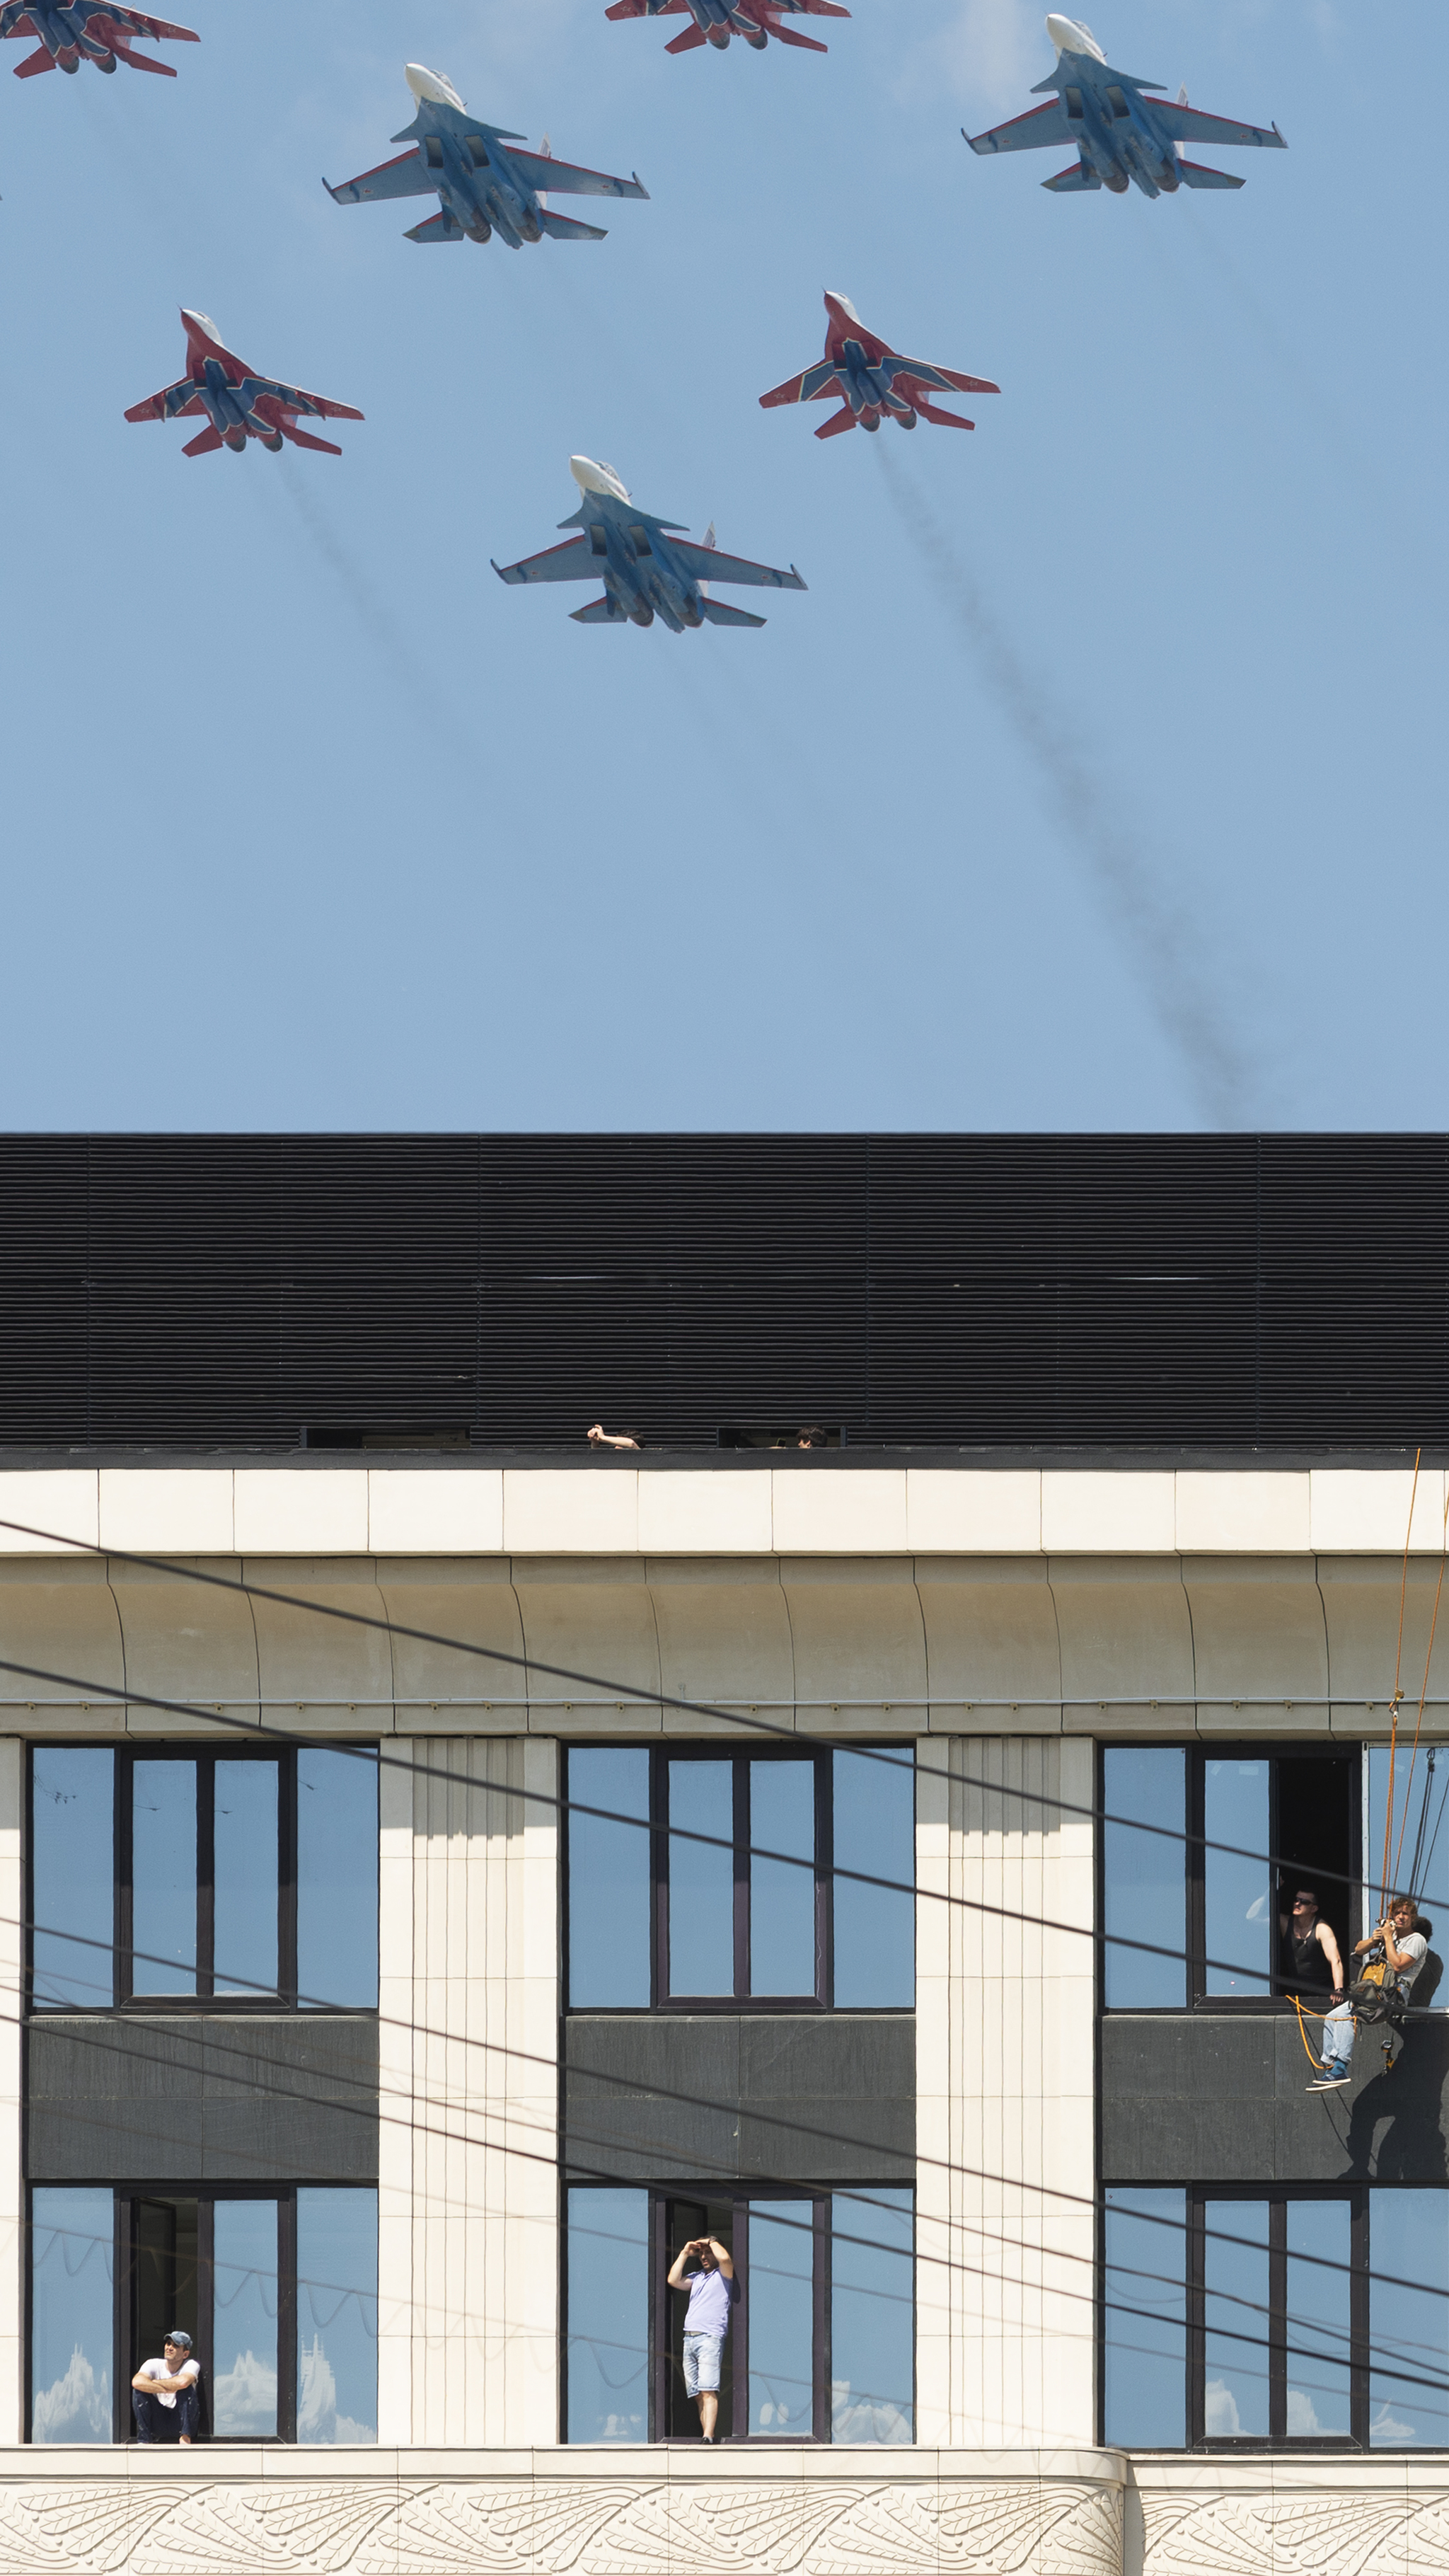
0,1137,1447,2572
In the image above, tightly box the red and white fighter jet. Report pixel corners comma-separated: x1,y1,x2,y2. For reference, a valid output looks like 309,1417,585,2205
606,0,847,55
760,292,1000,438
0,3,197,78
125,311,364,459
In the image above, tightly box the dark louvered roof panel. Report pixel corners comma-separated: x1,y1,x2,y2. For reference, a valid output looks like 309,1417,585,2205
0,1133,1447,1450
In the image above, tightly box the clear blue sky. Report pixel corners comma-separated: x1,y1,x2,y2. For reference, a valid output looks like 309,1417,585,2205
0,1,1436,1130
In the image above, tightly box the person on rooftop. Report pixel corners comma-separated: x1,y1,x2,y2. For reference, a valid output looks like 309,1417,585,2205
587,1423,642,1450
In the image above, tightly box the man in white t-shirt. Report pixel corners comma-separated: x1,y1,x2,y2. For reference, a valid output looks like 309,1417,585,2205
1309,1897,1429,2090
131,2331,201,2443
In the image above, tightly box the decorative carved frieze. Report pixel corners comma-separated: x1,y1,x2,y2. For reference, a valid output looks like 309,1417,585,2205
0,2466,1123,2576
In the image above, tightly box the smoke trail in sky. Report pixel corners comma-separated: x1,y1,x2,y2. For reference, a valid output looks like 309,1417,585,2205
874,442,1257,1124
275,458,468,762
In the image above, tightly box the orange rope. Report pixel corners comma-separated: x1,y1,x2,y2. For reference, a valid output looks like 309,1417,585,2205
1392,1475,1449,1893
1382,1448,1423,1909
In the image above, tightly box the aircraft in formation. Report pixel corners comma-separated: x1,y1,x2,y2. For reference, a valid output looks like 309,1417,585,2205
125,310,363,457
0,0,195,76
761,292,999,439
966,13,1286,198
605,0,846,54
6,11,1286,632
326,64,648,250
493,457,806,631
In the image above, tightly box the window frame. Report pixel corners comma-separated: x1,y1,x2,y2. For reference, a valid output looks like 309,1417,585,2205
562,2182,914,2446
26,2179,377,2446
1097,1741,1362,2015
563,1742,915,2014
1100,2181,1371,2451
26,1742,376,2015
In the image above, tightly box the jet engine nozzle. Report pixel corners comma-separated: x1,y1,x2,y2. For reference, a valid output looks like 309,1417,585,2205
1046,15,1105,62
405,62,466,110
570,455,630,502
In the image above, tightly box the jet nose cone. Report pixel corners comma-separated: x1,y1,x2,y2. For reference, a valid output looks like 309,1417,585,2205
570,454,630,501
405,61,466,107
181,307,220,340
1046,14,1090,52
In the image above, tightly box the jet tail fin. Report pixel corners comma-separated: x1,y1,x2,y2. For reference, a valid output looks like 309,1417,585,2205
405,209,466,242
570,594,627,624
13,44,57,74
538,207,608,241
1174,158,1245,188
1042,159,1100,191
698,596,768,628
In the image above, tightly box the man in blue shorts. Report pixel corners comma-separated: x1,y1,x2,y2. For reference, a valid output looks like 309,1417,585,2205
666,2231,736,2442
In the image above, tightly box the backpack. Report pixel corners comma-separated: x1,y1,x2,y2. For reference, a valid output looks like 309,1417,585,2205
1349,1948,1408,2029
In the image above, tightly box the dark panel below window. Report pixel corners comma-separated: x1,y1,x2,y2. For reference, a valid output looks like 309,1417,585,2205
1102,2013,1449,2185
562,2012,914,2185
26,2016,379,2183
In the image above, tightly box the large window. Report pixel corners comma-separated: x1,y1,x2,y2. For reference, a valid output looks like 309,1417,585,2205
565,2185,913,2442
28,2185,377,2444
565,1745,915,2009
30,1746,379,2010
1104,2184,1449,2449
1102,1744,1358,2008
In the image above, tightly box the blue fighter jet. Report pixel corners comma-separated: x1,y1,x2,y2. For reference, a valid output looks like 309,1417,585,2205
326,64,647,248
966,13,1285,197
494,458,807,631
0,2,197,76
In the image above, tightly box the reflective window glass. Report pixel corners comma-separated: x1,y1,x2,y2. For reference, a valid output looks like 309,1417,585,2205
568,1749,650,2007
214,1762,279,1998
1103,2187,1186,2447
30,2187,112,2442
749,1763,814,1998
212,2199,279,2438
297,1752,378,2008
296,2188,377,2444
747,2202,814,2435
1104,1749,1186,2008
1286,2199,1351,2439
1204,1761,1271,1996
831,2187,913,2443
667,1761,733,1996
567,2187,649,2442
131,1760,197,1996
1370,2187,1449,2445
32,1750,113,2009
1204,2199,1270,2438
833,1748,914,2007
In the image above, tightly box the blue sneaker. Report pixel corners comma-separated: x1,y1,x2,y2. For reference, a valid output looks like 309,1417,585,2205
1307,2063,1351,2089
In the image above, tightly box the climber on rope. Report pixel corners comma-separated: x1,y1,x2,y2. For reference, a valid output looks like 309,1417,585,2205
1307,1895,1429,2091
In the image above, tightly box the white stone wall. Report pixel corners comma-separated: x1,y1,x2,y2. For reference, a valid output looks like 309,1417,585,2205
917,1737,1096,2448
378,1737,558,2445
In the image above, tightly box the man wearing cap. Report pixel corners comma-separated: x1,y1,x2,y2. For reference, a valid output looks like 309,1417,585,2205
131,2331,201,2443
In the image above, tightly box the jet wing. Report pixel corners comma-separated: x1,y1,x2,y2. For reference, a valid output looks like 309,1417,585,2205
326,148,434,206
505,149,648,200
1150,101,1286,150
124,376,200,422
110,8,200,34
492,537,596,585
759,362,843,408
668,542,805,591
241,374,364,422
894,362,1000,397
965,97,1071,155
